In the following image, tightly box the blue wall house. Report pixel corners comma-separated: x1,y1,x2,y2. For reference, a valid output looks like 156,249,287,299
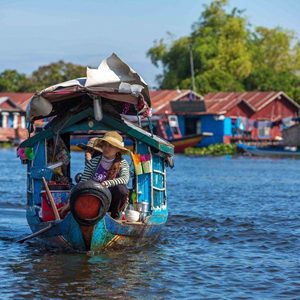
150,90,300,149
150,89,212,151
151,90,219,148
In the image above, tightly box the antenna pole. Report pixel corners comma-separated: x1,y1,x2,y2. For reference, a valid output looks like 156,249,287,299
189,44,196,92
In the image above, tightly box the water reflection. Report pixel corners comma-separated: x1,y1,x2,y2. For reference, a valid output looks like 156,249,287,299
6,244,168,299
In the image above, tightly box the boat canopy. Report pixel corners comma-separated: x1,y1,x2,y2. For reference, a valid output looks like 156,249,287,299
20,108,174,156
26,53,151,122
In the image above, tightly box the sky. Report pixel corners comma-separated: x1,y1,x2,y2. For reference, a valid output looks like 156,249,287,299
0,0,299,88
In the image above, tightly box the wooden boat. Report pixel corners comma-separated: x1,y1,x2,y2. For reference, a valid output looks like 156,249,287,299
169,133,209,153
237,143,300,158
155,116,211,153
17,53,174,252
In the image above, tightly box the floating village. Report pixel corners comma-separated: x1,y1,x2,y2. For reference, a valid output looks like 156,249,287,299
0,53,299,251
0,50,295,253
1,84,300,157
1,0,300,297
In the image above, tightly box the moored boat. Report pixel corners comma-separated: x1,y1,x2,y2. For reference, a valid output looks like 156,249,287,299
237,143,300,158
155,116,212,153
168,133,207,153
17,54,174,252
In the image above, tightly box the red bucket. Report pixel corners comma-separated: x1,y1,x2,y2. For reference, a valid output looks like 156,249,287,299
41,190,70,221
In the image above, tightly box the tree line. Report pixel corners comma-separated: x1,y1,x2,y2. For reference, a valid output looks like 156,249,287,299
1,0,300,102
147,0,300,102
0,61,86,93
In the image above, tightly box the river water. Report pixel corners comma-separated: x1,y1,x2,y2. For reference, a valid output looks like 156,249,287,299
0,149,300,299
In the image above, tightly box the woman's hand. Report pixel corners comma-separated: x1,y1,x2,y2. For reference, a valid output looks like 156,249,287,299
85,151,93,161
101,181,109,187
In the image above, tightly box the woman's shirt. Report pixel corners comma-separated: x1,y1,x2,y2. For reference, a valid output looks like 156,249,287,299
80,155,130,187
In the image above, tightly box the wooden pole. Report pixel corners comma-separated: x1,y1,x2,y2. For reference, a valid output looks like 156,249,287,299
17,223,53,243
189,44,196,92
42,177,60,220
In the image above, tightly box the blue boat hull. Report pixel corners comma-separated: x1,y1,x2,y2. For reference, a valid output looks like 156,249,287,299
26,206,167,252
238,143,300,158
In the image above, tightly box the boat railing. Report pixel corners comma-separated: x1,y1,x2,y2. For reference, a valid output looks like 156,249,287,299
152,167,167,208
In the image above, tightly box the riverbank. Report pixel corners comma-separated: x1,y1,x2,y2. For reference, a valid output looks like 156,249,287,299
0,142,15,148
184,143,237,156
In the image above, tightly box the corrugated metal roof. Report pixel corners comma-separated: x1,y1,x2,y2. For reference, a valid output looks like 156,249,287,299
1,91,298,118
204,91,300,114
0,96,22,111
0,90,204,115
150,90,184,114
150,89,203,114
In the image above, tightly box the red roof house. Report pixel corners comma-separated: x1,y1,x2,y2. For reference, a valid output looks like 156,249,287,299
204,91,300,120
150,89,204,115
203,91,300,143
149,90,300,145
0,93,33,142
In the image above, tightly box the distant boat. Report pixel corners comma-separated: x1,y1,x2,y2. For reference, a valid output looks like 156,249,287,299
156,115,212,153
168,133,210,153
237,143,300,158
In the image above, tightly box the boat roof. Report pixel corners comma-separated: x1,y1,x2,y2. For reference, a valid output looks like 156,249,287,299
21,53,173,155
26,53,151,122
21,107,174,156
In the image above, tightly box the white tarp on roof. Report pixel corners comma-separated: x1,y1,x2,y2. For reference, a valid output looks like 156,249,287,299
27,53,150,121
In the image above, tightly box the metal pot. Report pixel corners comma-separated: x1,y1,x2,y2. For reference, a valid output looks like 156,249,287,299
141,201,149,213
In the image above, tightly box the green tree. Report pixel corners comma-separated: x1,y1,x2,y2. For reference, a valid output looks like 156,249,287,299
250,27,295,72
147,34,191,88
0,69,32,92
147,0,300,102
147,0,251,93
244,27,300,100
210,16,251,80
30,60,86,91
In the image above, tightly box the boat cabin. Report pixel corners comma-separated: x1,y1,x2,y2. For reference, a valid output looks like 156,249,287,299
21,107,173,222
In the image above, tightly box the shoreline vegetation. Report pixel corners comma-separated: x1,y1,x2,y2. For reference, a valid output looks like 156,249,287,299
184,144,237,156
0,142,15,148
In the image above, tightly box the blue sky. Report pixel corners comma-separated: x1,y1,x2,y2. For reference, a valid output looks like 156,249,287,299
0,0,299,88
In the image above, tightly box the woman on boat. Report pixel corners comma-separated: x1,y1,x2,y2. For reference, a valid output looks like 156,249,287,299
80,131,130,219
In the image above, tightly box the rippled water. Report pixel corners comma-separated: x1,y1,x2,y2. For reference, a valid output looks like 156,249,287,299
1,149,300,299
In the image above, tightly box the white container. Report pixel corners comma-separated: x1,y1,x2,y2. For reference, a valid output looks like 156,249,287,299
125,210,140,222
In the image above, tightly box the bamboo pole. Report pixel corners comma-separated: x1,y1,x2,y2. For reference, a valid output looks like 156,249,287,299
42,177,60,220
17,223,53,243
